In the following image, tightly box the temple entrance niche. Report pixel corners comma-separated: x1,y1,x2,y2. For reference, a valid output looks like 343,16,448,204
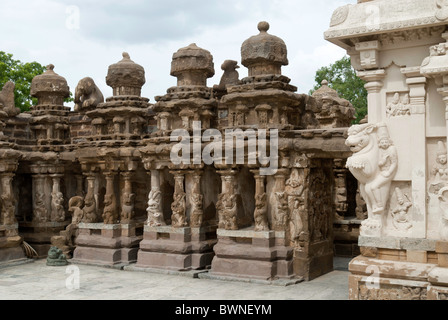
236,167,255,229
159,167,175,225
200,165,220,224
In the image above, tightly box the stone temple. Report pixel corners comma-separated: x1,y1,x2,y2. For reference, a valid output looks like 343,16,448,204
1,0,448,300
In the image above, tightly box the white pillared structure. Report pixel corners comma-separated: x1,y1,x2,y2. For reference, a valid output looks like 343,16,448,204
326,0,448,300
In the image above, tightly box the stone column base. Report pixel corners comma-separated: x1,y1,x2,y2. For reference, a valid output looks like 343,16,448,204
207,228,299,282
135,225,217,271
0,225,27,265
72,222,143,267
294,239,334,281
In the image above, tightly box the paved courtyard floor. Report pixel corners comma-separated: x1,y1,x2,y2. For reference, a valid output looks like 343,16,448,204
0,257,351,300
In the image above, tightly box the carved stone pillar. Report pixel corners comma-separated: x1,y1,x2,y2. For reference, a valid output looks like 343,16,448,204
402,68,427,238
32,174,48,223
121,171,135,224
170,171,187,228
103,171,118,224
251,170,269,231
216,169,238,230
189,170,204,228
50,174,65,222
146,169,165,226
82,172,98,223
357,69,386,124
0,173,16,227
272,169,290,232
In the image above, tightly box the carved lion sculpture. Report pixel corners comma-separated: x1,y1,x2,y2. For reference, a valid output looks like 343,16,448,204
121,192,135,224
68,196,84,224
345,122,398,236
74,77,104,112
146,188,166,226
0,81,20,116
216,60,240,91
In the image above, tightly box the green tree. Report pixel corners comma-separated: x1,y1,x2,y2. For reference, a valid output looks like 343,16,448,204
310,56,367,124
0,51,73,112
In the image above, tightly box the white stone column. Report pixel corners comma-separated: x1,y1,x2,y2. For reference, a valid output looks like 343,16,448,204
403,68,427,238
357,69,386,124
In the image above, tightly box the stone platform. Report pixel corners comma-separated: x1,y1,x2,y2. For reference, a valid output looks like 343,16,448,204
349,239,448,300
207,227,299,282
135,225,217,271
71,222,143,267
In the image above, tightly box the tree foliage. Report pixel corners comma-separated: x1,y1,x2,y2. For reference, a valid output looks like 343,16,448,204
0,51,73,112
310,56,367,124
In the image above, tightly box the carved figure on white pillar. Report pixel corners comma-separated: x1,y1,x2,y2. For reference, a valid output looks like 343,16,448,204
438,186,448,241
346,123,398,236
391,187,412,231
431,141,448,182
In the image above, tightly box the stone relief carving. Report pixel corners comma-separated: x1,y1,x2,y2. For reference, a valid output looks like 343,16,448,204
74,77,104,112
438,187,448,240
330,5,350,27
274,192,289,231
171,192,187,228
359,284,427,300
121,191,135,224
0,175,16,226
254,192,269,231
146,188,165,227
386,92,411,117
431,141,448,182
216,193,238,230
68,196,84,224
190,192,204,228
346,123,398,236
33,191,47,223
391,187,412,231
102,194,118,224
50,191,65,222
436,0,448,21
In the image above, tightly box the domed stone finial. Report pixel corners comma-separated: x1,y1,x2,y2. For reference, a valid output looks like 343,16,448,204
170,43,215,87
106,52,146,96
321,79,329,86
258,21,270,33
30,64,70,106
241,21,288,77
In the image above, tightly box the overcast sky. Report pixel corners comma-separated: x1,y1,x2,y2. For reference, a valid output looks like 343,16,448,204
0,0,352,107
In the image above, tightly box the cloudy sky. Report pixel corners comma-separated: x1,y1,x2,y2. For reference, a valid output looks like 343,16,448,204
0,0,352,107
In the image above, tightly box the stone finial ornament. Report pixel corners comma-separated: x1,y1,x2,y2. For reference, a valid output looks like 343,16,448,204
241,21,288,76
106,52,146,96
0,82,20,116
217,60,240,90
170,43,215,87
74,77,104,112
30,64,70,106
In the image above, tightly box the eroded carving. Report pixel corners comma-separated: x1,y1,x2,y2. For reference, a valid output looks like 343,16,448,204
146,188,165,227
74,77,104,112
0,81,20,116
391,187,412,231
